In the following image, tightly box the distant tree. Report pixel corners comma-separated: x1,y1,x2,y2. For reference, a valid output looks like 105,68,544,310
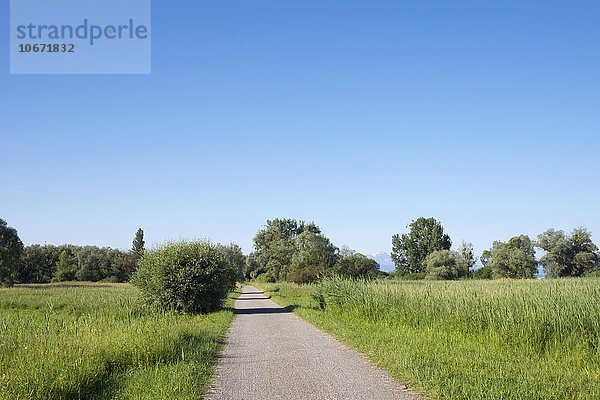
458,241,477,271
132,228,145,260
250,218,323,281
75,247,104,282
391,217,452,274
335,253,381,279
19,245,60,283
424,250,469,280
217,243,246,285
481,235,537,279
537,228,599,277
53,250,77,282
287,231,339,284
0,219,24,287
244,252,264,280
106,249,137,282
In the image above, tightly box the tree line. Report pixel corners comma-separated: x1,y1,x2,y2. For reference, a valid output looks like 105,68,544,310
1,216,599,287
0,218,145,286
391,217,600,279
246,217,599,282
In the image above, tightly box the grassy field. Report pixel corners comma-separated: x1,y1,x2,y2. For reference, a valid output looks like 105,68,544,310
0,282,236,400
255,278,600,399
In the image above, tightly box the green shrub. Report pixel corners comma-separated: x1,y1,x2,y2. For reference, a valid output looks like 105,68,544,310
425,250,469,280
334,253,381,279
287,266,323,284
255,273,276,283
132,240,237,313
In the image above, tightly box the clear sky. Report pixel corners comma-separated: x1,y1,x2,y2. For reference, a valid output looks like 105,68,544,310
1,1,599,259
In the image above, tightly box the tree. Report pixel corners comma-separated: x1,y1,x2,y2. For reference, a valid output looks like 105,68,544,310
244,252,264,280
537,228,599,277
75,247,105,282
424,250,469,280
53,250,76,282
391,217,452,274
132,228,145,260
287,231,339,283
105,249,137,282
0,219,24,287
335,253,381,279
458,241,477,271
19,244,61,283
217,243,246,285
481,235,537,279
250,218,323,281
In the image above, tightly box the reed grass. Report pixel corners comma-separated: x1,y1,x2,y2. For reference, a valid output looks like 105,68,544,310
256,277,600,399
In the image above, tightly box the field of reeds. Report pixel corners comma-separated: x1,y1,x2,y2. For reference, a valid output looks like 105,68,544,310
0,282,235,400
256,278,600,399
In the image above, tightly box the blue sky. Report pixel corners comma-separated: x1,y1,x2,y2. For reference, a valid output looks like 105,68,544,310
1,1,599,259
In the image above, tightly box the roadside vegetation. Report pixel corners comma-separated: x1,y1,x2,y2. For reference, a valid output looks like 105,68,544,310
256,277,600,399
0,222,245,400
0,282,238,400
1,215,600,399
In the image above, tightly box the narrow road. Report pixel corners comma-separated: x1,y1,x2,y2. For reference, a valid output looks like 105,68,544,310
208,285,421,400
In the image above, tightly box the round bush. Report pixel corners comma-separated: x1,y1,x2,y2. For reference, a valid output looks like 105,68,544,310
132,240,237,313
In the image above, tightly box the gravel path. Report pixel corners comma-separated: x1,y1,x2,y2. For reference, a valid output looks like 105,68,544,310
207,285,421,400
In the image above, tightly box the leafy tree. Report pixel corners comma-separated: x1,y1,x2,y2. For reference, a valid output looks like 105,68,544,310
19,244,61,283
244,252,264,280
537,228,599,277
53,250,77,282
75,247,105,282
425,250,469,280
458,241,477,271
287,231,339,284
335,253,381,279
105,249,137,282
391,217,452,274
132,228,145,260
481,235,537,279
0,219,24,287
217,242,246,285
250,218,323,281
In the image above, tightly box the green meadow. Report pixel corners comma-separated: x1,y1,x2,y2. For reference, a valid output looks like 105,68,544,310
256,278,600,399
0,282,235,400
3,277,600,399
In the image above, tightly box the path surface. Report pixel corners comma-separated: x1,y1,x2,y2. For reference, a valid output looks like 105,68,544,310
208,285,421,400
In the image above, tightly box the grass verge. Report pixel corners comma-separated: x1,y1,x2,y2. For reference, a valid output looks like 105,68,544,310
0,282,239,400
254,278,600,399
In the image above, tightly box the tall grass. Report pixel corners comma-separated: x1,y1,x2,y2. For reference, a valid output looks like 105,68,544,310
257,278,600,399
0,282,235,400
